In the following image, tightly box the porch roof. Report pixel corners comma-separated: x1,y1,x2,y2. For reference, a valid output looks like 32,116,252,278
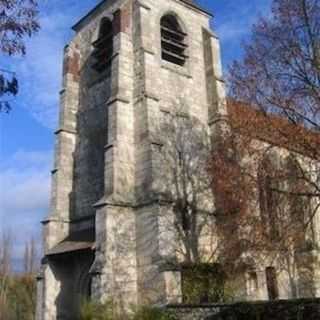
46,229,95,256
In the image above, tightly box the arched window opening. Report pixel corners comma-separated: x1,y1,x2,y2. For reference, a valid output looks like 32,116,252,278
247,271,258,296
161,14,188,66
287,157,313,248
92,18,113,72
258,156,282,240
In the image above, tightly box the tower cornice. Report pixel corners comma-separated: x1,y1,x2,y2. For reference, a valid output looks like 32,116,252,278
72,0,212,32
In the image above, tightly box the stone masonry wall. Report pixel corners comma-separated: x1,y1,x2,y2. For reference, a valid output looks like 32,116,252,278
167,304,226,320
39,1,228,318
167,299,320,320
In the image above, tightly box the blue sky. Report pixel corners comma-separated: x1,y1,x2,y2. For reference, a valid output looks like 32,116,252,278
0,0,272,267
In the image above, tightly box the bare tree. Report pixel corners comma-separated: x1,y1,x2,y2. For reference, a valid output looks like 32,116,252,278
228,0,320,199
23,237,37,274
229,0,320,130
0,229,13,319
153,98,319,299
0,0,40,112
155,106,217,265
228,0,320,293
0,232,39,320
0,229,12,276
210,101,320,298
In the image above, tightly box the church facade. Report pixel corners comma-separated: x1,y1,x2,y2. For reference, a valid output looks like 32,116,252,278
36,1,320,319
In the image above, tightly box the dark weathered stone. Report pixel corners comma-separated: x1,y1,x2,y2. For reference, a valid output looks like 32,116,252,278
204,299,320,320
166,299,320,320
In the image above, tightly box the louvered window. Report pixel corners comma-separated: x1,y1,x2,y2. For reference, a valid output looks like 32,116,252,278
92,18,113,72
161,15,187,66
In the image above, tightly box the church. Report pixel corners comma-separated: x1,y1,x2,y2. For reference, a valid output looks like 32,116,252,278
36,0,320,319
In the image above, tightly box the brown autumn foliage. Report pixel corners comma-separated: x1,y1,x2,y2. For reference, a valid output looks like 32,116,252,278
209,100,319,295
210,133,250,265
228,100,320,160
223,1,320,281
218,0,320,273
227,0,320,225
210,106,263,273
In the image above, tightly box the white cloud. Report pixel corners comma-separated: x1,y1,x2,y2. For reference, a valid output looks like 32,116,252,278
13,12,71,129
0,149,52,219
0,149,52,268
1,169,50,211
212,0,272,69
1,149,52,169
217,21,250,42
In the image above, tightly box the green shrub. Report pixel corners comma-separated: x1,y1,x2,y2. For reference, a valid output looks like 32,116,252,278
181,263,233,304
0,275,36,320
132,306,177,320
80,301,177,320
80,300,122,320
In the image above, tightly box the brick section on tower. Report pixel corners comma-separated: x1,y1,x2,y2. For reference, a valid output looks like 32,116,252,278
113,3,131,35
63,51,80,82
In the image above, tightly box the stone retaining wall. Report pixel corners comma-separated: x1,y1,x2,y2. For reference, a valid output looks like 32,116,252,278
166,304,227,320
167,299,320,320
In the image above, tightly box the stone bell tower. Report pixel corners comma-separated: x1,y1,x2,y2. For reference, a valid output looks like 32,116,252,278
36,0,227,319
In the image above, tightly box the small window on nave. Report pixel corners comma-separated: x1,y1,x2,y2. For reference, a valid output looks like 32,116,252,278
266,266,279,300
247,271,258,295
160,14,188,66
92,18,113,72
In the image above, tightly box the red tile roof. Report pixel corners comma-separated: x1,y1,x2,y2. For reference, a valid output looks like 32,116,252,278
227,100,320,159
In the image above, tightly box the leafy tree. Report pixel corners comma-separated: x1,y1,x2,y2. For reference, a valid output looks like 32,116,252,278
0,0,40,112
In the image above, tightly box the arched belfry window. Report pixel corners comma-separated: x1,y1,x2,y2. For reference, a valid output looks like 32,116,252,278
161,14,188,66
92,18,113,72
